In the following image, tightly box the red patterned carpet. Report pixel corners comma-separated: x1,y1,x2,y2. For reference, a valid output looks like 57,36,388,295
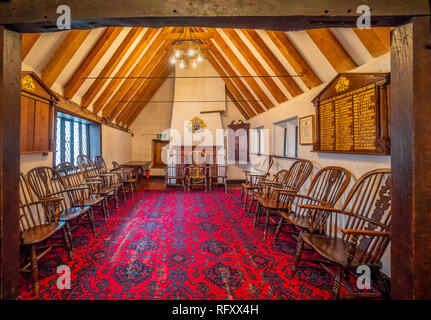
19,189,338,300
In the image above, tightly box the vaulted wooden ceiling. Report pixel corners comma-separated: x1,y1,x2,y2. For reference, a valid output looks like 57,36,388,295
22,26,390,128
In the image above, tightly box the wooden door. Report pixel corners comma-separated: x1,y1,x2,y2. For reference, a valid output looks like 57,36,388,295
20,95,35,152
152,139,168,168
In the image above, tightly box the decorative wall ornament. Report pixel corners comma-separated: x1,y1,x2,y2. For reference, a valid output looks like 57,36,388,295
335,76,350,92
21,74,36,92
187,117,207,133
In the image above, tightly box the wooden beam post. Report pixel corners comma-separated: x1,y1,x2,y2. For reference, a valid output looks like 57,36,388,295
0,26,21,300
391,16,431,299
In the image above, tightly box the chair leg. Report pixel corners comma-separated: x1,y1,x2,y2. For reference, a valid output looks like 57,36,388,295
102,199,108,221
130,183,135,200
62,227,73,258
273,216,285,244
292,234,304,276
115,189,119,208
30,245,39,296
122,185,126,200
263,208,271,241
332,267,343,299
88,208,96,236
224,178,228,193
244,191,248,210
65,222,74,257
253,203,261,226
375,269,390,299
240,187,244,203
247,195,255,213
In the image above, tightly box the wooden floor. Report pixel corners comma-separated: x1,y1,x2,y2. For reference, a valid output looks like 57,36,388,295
137,178,242,190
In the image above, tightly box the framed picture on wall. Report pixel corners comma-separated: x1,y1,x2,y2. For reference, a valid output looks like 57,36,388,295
299,115,315,145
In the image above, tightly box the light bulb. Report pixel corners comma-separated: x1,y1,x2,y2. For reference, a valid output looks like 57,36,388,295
179,61,185,69
175,50,180,58
188,48,195,56
192,60,197,68
197,54,202,62
170,56,176,64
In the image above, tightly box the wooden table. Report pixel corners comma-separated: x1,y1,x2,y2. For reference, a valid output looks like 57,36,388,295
121,161,152,180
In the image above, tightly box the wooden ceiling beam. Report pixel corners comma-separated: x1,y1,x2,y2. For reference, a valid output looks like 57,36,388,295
106,41,169,120
241,29,303,97
205,50,255,118
161,31,214,40
91,27,159,114
372,27,391,50
353,28,389,57
208,28,274,110
80,27,143,108
224,28,288,103
265,30,322,89
226,88,250,120
41,29,92,88
63,27,123,99
22,33,41,60
194,27,264,114
104,28,180,120
306,28,357,73
117,54,171,126
124,67,171,127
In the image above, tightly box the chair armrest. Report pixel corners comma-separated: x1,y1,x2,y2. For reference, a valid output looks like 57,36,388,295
99,173,115,177
341,229,390,237
23,196,64,207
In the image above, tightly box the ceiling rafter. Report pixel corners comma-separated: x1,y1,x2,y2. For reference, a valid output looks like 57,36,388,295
103,28,180,120
208,28,274,110
117,53,171,126
225,88,250,120
161,31,214,40
41,29,92,88
265,30,322,89
353,28,390,57
194,27,264,115
240,29,303,98
306,28,357,73
205,50,255,118
124,66,172,127
80,27,143,109
22,33,41,60
91,28,160,114
224,28,289,103
372,27,391,50
63,27,123,99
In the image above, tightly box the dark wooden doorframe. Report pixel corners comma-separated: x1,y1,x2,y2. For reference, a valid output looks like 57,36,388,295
1,11,431,300
0,26,21,300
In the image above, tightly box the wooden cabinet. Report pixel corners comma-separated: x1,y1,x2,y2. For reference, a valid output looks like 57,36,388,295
227,120,250,163
152,139,169,168
20,72,57,154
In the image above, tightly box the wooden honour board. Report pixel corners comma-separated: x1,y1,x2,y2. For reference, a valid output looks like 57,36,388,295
312,73,390,155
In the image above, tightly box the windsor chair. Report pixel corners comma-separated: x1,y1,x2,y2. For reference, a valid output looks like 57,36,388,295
208,155,228,192
77,154,118,209
292,169,391,299
19,172,73,296
94,155,124,200
273,166,352,244
113,161,138,199
56,161,108,221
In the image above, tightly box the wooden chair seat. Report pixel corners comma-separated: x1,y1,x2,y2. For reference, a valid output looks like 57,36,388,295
99,186,115,195
241,182,255,189
21,222,65,245
301,233,382,269
283,211,309,229
59,206,91,221
83,194,104,207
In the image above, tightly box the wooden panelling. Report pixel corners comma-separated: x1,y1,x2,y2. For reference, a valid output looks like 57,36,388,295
20,95,35,152
306,28,357,73
265,30,322,89
224,29,288,103
41,30,92,88
81,27,142,108
21,33,41,60
63,27,122,99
